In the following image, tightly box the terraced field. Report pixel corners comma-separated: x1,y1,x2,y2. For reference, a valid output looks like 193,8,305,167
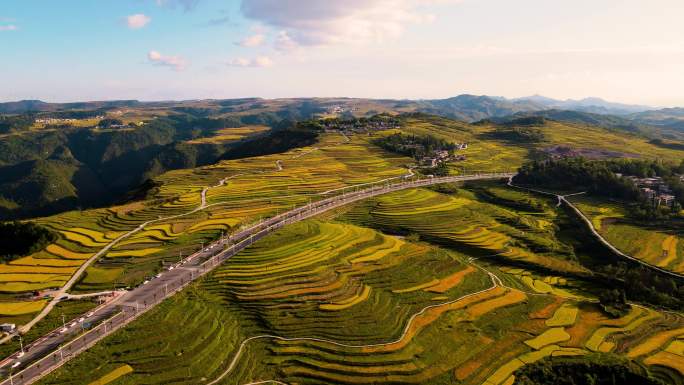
0,132,413,330
338,185,586,275
396,115,684,174
8,116,677,312
35,212,684,385
570,196,684,274
5,116,684,384
185,126,270,144
24,180,683,385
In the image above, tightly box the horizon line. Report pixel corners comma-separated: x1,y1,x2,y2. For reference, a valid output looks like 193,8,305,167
0,94,667,110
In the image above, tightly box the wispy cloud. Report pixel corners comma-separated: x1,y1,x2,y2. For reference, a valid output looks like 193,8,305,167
148,50,187,71
237,33,265,47
226,56,274,68
0,24,17,31
274,31,297,52
240,0,438,49
127,14,151,29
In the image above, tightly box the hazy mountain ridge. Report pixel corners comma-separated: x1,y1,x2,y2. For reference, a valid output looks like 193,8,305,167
488,110,648,134
0,94,655,118
514,95,653,115
0,94,667,125
413,94,544,121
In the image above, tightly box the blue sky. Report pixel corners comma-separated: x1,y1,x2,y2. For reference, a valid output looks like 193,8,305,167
2,0,684,106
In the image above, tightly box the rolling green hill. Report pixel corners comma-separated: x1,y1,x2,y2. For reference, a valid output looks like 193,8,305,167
4,101,684,220
1,113,684,385
0,116,282,219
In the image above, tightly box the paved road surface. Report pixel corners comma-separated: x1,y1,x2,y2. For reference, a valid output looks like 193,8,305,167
507,177,684,279
0,172,512,385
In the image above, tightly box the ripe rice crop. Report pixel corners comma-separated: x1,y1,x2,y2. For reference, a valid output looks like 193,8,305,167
23,130,684,384
391,279,440,294
8,255,83,267
426,266,476,293
87,364,134,385
545,303,579,327
59,230,109,248
585,307,660,352
628,327,684,358
320,285,372,311
645,351,684,376
45,244,92,260
524,327,571,350
0,300,47,316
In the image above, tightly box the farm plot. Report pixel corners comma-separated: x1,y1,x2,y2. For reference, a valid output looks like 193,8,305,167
571,196,684,274
38,219,501,384
499,267,587,300
12,127,684,384
2,132,418,300
36,211,684,385
339,185,586,275
185,125,270,144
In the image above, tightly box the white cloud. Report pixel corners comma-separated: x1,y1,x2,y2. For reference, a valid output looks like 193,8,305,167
240,0,438,47
253,56,274,67
0,24,17,31
237,33,266,47
127,14,151,29
148,50,187,71
274,31,297,51
226,56,274,68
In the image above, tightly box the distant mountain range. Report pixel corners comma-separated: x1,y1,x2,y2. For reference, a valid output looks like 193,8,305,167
1,94,683,139
513,95,652,115
411,94,657,121
0,99,141,114
0,94,656,117
410,95,683,139
1,94,683,220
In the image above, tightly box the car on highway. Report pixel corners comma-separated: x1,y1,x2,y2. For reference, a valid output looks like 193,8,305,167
58,295,68,301
86,312,94,318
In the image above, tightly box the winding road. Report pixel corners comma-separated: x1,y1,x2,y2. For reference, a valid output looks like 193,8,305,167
0,172,512,385
507,177,684,279
9,176,231,339
207,271,503,385
5,170,681,384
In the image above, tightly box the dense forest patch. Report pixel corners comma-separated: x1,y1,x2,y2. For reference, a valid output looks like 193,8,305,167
0,221,57,262
514,355,665,385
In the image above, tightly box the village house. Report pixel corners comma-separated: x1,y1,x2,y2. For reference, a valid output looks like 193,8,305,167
624,175,678,208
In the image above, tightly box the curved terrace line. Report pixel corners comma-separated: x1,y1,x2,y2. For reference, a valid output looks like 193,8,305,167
208,270,503,385
1,133,512,383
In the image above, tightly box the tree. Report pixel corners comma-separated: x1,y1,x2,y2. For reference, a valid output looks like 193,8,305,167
98,118,124,128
